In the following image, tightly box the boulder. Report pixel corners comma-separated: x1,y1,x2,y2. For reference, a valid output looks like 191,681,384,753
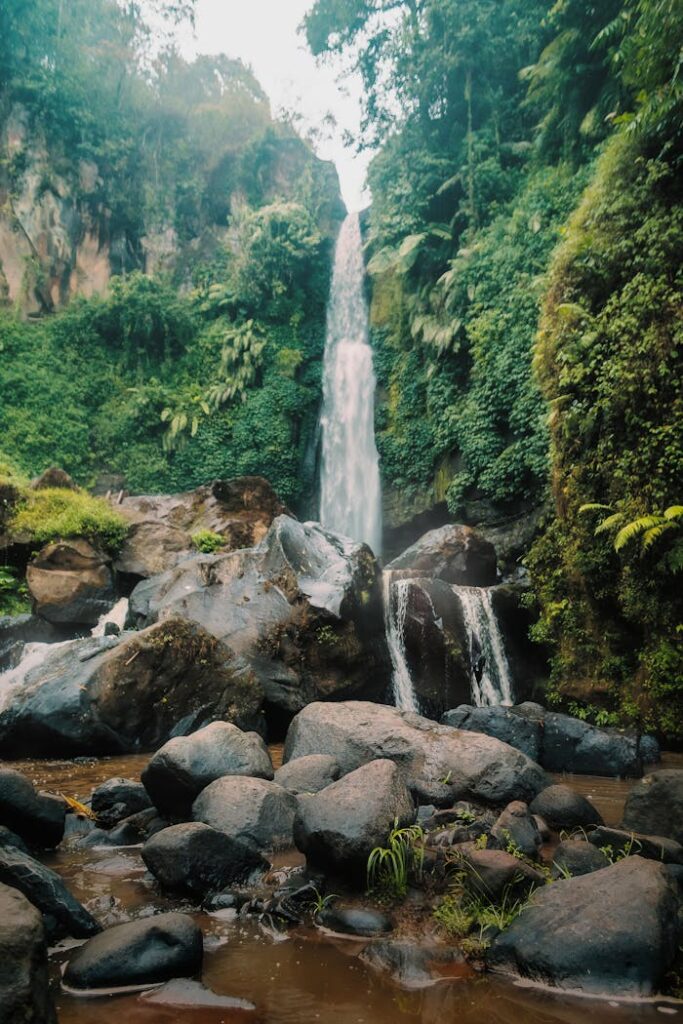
622,770,683,845
80,807,167,848
441,705,541,762
283,701,549,807
193,776,298,851
317,905,393,937
0,882,56,1024
115,521,192,580
0,845,99,940
26,539,115,626
293,759,416,879
274,754,340,795
142,823,267,895
142,722,273,819
0,768,65,848
455,845,545,900
489,857,679,995
529,784,603,833
91,778,151,826
551,840,610,878
541,712,642,777
0,826,29,853
490,801,542,859
385,524,497,586
588,826,683,866
63,913,203,991
128,516,389,721
0,619,263,757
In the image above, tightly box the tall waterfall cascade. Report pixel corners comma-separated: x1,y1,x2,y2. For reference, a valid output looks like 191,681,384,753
453,585,514,707
383,572,419,714
319,212,382,556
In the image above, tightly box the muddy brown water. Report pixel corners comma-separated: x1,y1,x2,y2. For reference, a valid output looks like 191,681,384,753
3,750,682,1024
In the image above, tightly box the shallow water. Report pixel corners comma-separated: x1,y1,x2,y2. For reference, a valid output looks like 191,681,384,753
3,749,682,1024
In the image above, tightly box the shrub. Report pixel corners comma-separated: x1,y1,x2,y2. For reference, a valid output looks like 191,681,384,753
191,529,225,554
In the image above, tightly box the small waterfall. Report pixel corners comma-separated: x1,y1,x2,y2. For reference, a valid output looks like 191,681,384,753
91,597,129,637
453,585,514,707
319,212,382,555
383,572,419,713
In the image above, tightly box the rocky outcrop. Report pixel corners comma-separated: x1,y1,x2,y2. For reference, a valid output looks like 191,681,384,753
114,477,288,579
0,769,65,849
0,845,99,940
63,913,203,991
489,857,679,995
441,705,540,761
385,524,497,586
0,882,56,1024
142,823,267,895
129,516,389,722
26,539,115,626
622,770,683,845
0,619,263,757
142,722,274,819
193,776,298,851
283,701,549,806
293,759,416,880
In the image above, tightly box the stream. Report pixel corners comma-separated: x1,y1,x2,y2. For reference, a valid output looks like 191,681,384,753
7,750,681,1024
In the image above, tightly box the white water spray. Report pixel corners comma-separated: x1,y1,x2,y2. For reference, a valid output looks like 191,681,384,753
383,572,419,713
453,585,514,707
319,213,382,555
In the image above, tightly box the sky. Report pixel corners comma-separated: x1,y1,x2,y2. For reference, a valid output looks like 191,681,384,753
176,0,373,211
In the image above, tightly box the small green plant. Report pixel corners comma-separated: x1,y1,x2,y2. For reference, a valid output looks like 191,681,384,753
439,770,453,785
308,887,338,915
367,821,425,899
599,834,642,864
191,529,225,554
0,566,30,616
433,895,474,937
455,807,476,824
474,833,488,850
461,935,491,959
315,625,337,646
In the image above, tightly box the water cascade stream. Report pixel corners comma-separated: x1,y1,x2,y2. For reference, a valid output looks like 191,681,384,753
453,584,514,707
319,212,382,555
382,572,419,713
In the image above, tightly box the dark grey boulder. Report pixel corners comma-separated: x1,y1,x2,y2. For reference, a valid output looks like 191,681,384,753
489,857,679,995
284,701,549,808
142,823,267,895
293,759,416,880
0,825,29,854
638,734,660,765
441,705,541,762
0,768,65,848
274,754,340,795
551,840,610,879
490,801,542,859
63,913,203,991
79,807,168,849
542,712,641,777
142,721,273,819
588,826,683,865
454,844,545,900
0,845,99,940
92,777,151,826
0,613,79,671
385,524,497,586
0,882,56,1024
317,905,393,937
622,770,683,845
529,784,603,833
193,776,298,851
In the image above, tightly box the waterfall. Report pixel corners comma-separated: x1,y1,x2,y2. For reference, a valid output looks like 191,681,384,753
319,212,382,555
383,572,419,714
453,585,514,707
91,597,129,637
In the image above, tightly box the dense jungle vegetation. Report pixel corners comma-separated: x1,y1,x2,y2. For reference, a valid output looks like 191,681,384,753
1,0,681,736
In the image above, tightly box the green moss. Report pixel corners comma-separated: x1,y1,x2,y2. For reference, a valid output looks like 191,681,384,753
191,530,225,554
9,487,129,553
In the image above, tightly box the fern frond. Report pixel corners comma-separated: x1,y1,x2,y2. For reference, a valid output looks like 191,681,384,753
664,506,683,520
594,512,625,536
578,503,612,515
641,522,676,551
614,516,662,552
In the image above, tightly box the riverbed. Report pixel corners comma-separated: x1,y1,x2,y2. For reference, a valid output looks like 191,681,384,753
5,751,682,1024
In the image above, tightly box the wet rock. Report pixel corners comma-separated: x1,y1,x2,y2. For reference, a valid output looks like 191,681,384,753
0,768,65,848
360,939,465,988
26,539,115,626
284,701,549,807
0,882,56,1024
115,521,193,580
385,524,497,586
529,784,603,833
489,857,679,995
142,722,273,819
638,734,661,765
293,759,415,880
455,845,545,900
63,913,203,991
80,807,167,848
142,823,268,895
317,905,393,936
139,979,255,1011
622,770,683,845
128,516,389,720
0,614,79,671
193,776,298,851
0,825,29,853
541,712,642,777
203,891,249,913
0,619,263,757
441,705,541,762
274,754,340,794
91,778,151,826
588,826,683,865
551,840,610,879
0,845,99,940
490,801,542,859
